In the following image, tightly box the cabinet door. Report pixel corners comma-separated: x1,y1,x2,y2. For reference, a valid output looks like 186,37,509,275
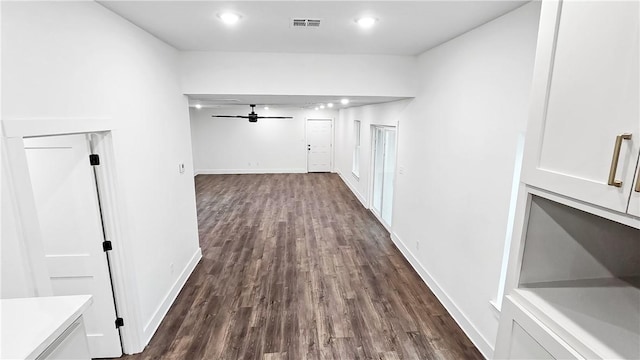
495,297,583,360
37,318,91,360
522,0,639,213
628,161,640,217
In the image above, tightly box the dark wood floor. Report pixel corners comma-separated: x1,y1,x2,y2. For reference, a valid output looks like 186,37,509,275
124,173,482,360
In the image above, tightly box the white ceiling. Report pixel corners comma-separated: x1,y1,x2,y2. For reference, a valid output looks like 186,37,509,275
99,1,527,56
187,94,409,109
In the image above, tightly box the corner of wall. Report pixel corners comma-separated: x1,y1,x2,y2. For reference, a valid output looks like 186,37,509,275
141,247,202,348
389,232,494,358
337,171,368,207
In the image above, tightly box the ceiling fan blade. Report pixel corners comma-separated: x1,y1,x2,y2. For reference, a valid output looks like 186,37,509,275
256,116,294,119
212,115,249,118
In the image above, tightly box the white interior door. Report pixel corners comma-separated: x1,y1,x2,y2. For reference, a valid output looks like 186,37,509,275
24,134,122,358
307,119,332,172
371,126,397,228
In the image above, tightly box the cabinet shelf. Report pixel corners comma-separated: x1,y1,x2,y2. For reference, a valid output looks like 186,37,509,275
514,277,640,360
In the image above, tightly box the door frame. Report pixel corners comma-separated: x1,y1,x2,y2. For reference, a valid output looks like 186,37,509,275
368,125,397,231
305,118,334,173
2,118,143,354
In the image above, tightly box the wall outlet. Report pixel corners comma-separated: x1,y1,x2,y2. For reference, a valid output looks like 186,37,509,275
399,166,405,175
416,240,419,251
170,262,175,274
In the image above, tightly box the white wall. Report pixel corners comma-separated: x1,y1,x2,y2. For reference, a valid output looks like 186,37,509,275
334,3,541,357
180,52,418,98
335,100,411,205
1,1,200,352
191,106,337,174
1,161,33,298
0,2,24,298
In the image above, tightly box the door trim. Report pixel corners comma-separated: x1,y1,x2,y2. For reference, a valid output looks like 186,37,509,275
368,125,397,231
2,118,143,354
305,118,334,173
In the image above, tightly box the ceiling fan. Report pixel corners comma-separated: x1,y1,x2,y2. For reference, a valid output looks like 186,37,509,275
211,104,293,123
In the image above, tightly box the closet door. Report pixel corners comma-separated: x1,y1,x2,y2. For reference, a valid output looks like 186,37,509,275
522,0,639,213
24,135,122,358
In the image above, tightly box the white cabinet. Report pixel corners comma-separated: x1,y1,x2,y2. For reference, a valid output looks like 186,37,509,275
495,297,582,360
37,318,91,360
497,2,640,359
523,0,640,214
0,295,92,360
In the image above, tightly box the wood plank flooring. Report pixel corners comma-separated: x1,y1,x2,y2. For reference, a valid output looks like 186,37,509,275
123,173,482,360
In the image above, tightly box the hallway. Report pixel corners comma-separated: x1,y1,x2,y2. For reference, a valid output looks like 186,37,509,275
127,173,481,359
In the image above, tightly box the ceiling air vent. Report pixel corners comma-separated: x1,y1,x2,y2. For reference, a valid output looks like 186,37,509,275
292,19,307,27
306,19,321,27
291,18,322,28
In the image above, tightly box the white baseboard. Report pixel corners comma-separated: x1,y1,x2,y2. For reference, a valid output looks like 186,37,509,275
195,168,307,175
336,170,367,207
390,233,492,359
141,247,202,345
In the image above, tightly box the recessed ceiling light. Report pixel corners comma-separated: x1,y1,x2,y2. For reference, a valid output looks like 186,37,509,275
356,17,377,29
314,107,319,110
264,106,269,110
340,98,350,105
320,104,325,109
195,104,202,109
218,12,241,25
327,103,334,108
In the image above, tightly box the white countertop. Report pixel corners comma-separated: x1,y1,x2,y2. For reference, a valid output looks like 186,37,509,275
1,295,92,359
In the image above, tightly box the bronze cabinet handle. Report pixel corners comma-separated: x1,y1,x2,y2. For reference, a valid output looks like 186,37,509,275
635,167,640,192
608,133,632,187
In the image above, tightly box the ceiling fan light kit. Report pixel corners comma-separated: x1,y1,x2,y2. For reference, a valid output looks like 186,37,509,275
212,104,293,123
